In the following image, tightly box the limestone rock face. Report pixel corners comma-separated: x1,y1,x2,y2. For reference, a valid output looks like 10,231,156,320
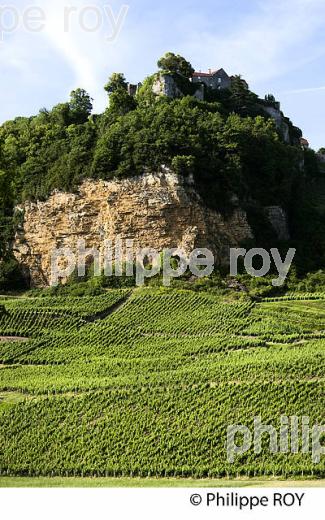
13,171,254,287
152,74,183,98
152,73,205,101
265,206,290,241
263,106,290,143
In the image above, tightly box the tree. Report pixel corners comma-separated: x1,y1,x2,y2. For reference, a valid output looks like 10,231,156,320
157,52,194,79
104,73,136,117
318,148,325,155
104,73,128,94
50,102,72,126
265,94,276,103
171,155,195,177
49,90,93,127
0,169,12,215
0,256,25,291
69,89,93,124
230,75,258,112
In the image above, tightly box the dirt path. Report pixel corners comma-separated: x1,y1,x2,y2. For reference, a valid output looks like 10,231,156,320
0,336,29,342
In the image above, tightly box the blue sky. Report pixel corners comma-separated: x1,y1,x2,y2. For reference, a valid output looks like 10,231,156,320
1,0,325,149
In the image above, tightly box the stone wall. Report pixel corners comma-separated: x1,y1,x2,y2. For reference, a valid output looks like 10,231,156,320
13,171,253,287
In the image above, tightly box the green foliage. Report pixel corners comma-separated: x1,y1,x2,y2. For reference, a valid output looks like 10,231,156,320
157,52,194,79
172,72,201,97
0,290,324,478
0,63,308,211
288,270,325,293
104,73,136,117
69,89,93,124
47,90,93,127
171,155,195,176
92,98,301,211
289,176,325,273
0,257,25,292
104,72,128,94
136,75,157,107
108,89,137,117
230,75,258,114
304,148,321,178
0,53,323,289
261,94,280,110
0,105,97,203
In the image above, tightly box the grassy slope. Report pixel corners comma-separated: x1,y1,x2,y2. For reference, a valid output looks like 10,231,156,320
0,477,324,488
0,289,324,479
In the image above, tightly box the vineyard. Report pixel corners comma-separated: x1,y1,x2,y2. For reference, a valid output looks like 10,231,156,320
0,289,324,479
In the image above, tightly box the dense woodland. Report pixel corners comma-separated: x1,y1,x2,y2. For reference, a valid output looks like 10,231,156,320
0,53,324,290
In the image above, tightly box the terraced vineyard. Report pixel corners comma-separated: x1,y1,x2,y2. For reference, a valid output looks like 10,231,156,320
0,289,324,478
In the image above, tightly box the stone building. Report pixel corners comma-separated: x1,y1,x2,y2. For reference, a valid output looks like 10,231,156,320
127,83,142,97
191,68,231,90
300,137,309,149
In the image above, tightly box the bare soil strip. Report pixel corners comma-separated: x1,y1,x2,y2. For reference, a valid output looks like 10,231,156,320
0,336,29,342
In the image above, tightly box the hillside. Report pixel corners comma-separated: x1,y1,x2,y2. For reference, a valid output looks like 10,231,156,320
0,289,324,478
0,52,325,290
0,53,324,483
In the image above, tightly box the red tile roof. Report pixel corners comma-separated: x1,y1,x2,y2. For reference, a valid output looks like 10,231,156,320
193,72,212,77
193,69,223,78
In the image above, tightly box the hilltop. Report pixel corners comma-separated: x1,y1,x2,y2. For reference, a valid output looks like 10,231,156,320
0,52,324,290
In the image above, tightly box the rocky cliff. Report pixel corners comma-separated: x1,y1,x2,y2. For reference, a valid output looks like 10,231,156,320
264,206,290,241
13,171,254,287
152,73,205,101
263,106,290,143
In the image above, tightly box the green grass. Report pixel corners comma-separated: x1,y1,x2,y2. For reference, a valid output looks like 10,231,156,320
0,289,324,480
0,477,324,488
